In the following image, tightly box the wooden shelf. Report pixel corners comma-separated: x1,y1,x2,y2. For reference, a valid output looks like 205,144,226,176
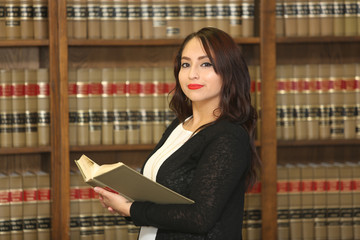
0,146,52,155
70,144,156,152
278,139,360,147
276,36,360,44
0,39,49,47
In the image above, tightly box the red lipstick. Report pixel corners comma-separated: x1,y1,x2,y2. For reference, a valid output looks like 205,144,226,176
188,84,204,90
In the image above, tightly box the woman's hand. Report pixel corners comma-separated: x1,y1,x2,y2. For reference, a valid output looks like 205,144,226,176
94,187,133,217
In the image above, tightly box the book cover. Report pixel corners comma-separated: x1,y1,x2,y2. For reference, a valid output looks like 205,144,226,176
0,0,5,39
242,0,255,37
91,184,105,239
37,68,50,146
293,65,308,140
114,0,128,39
5,0,21,39
308,0,321,36
12,69,26,148
101,68,115,145
100,0,115,39
166,0,181,39
88,68,103,145
229,0,243,37
24,69,38,147
283,0,297,36
126,67,141,144
0,69,13,148
0,172,11,240
22,171,38,240
319,0,334,36
70,171,80,240
9,172,23,240
343,63,357,139
88,0,101,39
74,154,194,204
152,67,166,143
141,0,154,39
68,68,78,146
113,68,127,145
35,170,51,240
305,64,320,140
339,163,354,240
33,0,48,39
287,164,302,240
296,0,310,37
73,0,88,39
152,0,167,39
277,165,290,240
318,64,331,139
20,0,34,39
139,67,154,144
76,68,90,146
128,0,141,39
77,171,94,239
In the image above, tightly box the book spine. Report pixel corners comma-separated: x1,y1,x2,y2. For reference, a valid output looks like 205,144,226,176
308,0,321,36
356,63,360,139
343,63,357,139
22,172,38,239
128,0,141,39
312,164,327,240
318,64,331,139
87,0,101,39
333,0,345,36
78,180,93,239
284,0,297,36
305,64,320,140
245,182,262,240
320,0,334,36
352,162,360,240
293,65,308,140
5,0,21,39
68,68,78,146
139,67,154,144
24,69,38,147
33,0,48,40
76,68,90,146
296,0,310,36
103,207,117,239
229,0,243,38
344,0,357,36
20,0,34,39
277,165,290,240
67,0,74,38
152,67,166,143
153,0,167,39
88,68,103,145
192,0,206,31
91,189,105,238
70,171,80,239
276,0,285,37
101,68,115,145
288,165,303,240
115,216,128,239
73,0,88,39
12,69,26,148
206,0,217,28
164,66,176,127
9,172,23,240
255,65,261,141
36,171,51,240
0,173,11,239
166,0,181,39
242,0,255,37
178,0,193,38
339,163,354,240
100,0,115,39
140,0,154,39
216,0,230,33
126,67,141,144
0,69,13,148
114,0,128,39
0,0,6,39
37,68,50,146
113,68,127,144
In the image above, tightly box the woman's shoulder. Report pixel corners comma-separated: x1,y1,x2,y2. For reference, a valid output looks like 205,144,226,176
201,119,249,140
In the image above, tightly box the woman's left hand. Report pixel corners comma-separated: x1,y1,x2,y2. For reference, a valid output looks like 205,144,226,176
94,187,133,217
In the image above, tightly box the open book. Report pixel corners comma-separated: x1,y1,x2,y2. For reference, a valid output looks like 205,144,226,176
74,154,194,204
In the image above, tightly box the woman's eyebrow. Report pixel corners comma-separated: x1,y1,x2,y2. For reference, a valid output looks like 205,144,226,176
181,55,209,61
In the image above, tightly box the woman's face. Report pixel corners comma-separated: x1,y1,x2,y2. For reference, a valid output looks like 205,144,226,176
178,37,222,107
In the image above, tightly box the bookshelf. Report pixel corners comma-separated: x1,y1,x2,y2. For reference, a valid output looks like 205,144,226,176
1,0,359,239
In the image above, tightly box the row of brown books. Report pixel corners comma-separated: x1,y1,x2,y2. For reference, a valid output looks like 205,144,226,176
276,0,360,37
0,0,49,40
0,68,50,148
67,0,255,40
0,170,51,240
276,63,360,141
70,170,140,240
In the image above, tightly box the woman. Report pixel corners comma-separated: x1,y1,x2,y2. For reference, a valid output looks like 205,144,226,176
94,27,261,239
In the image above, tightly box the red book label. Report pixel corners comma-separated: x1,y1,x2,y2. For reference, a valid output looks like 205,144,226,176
78,187,92,200
326,179,340,191
301,180,314,192
89,82,103,95
0,191,10,203
68,83,77,95
25,83,39,96
38,83,50,96
38,188,51,201
77,83,90,95
13,84,25,97
102,82,114,95
340,180,353,191
128,82,141,94
114,82,127,95
70,188,79,200
154,82,166,94
277,181,289,193
288,180,301,192
9,189,23,202
313,180,327,192
140,83,155,95
23,189,38,201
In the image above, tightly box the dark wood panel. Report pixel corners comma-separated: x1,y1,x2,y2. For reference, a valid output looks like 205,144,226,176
0,47,41,69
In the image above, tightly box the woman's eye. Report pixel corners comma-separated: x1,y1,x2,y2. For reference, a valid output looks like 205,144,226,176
181,63,190,68
201,62,213,67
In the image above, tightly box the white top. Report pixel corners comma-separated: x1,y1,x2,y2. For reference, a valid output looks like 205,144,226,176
138,122,193,240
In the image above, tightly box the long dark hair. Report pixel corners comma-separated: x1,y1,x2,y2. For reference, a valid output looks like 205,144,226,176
169,27,261,188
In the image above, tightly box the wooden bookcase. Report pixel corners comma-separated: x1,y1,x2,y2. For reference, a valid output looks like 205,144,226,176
1,0,360,239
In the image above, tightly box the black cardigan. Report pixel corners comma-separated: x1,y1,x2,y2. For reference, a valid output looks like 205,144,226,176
130,118,251,240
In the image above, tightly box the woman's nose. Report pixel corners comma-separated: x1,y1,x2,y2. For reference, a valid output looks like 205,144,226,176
189,66,199,80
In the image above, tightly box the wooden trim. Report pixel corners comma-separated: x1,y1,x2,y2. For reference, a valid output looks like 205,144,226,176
277,36,360,44
0,40,49,47
0,147,51,155
260,0,277,240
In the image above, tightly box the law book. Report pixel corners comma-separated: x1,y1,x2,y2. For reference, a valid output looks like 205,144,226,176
152,0,167,39
255,65,261,141
68,68,78,146
114,0,128,39
101,68,114,145
287,164,302,240
308,0,321,36
35,170,50,240
103,199,116,240
22,171,38,240
242,0,255,37
0,172,11,240
114,216,128,240
344,0,357,36
140,0,153,39
324,163,341,240
33,0,48,39
70,171,80,240
178,0,193,38
216,0,230,34
229,0,243,37
276,0,285,37
20,0,34,39
152,67,166,143
0,0,6,39
12,69,26,148
0,69,13,148
139,67,154,144
9,172,23,240
305,64,320,140
77,170,94,239
127,224,140,240
356,63,360,139
296,0,309,36
299,163,315,240
24,69,38,147
277,165,290,240
87,0,101,39
76,68,90,146
206,0,217,28
126,67,141,144
293,65,308,140
113,68,127,145
320,0,334,36
72,0,88,39
164,66,176,127
37,68,50,146
166,0,181,39
283,0,297,36
128,0,141,39
245,182,261,240
333,0,345,36
353,161,360,240
88,68,103,145
100,0,115,39
343,63,357,139
67,0,74,38
5,0,21,39
192,0,207,31
74,154,194,204
91,187,105,239
318,64,331,139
